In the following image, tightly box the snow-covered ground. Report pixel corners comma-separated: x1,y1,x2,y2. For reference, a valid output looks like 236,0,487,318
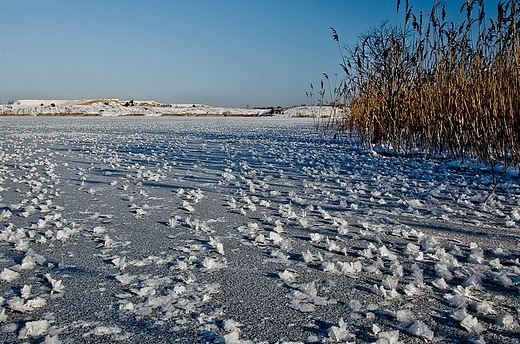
0,117,519,343
0,99,332,117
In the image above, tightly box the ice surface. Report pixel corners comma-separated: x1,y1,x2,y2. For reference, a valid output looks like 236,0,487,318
0,117,519,343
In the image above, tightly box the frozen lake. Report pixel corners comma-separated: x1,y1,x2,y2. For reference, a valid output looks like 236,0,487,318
0,117,519,343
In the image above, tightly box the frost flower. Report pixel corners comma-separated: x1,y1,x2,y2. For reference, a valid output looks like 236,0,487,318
492,273,513,287
472,301,495,315
302,250,317,263
432,277,448,290
18,320,49,339
201,257,227,272
21,285,31,299
327,318,355,342
223,330,253,344
115,273,136,285
496,314,515,327
209,236,225,255
278,270,297,284
21,250,46,270
45,273,65,294
407,321,434,340
0,268,20,283
375,330,399,344
460,314,484,335
168,217,179,228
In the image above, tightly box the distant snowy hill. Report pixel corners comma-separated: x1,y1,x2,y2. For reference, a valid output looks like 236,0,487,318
0,99,339,118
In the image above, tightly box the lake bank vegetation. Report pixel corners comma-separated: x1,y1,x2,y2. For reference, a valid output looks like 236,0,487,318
316,0,519,178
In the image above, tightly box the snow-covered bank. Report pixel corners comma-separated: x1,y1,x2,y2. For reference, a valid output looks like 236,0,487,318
0,117,519,343
0,99,339,117
0,99,268,117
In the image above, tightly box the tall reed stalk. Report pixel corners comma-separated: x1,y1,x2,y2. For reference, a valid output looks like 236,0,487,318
320,0,519,175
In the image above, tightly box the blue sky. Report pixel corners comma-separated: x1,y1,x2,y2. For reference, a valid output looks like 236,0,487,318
0,1,499,107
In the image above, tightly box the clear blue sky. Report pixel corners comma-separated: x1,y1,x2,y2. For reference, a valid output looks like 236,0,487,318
0,0,500,107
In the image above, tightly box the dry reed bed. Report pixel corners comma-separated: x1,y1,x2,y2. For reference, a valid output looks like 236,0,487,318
321,0,519,176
